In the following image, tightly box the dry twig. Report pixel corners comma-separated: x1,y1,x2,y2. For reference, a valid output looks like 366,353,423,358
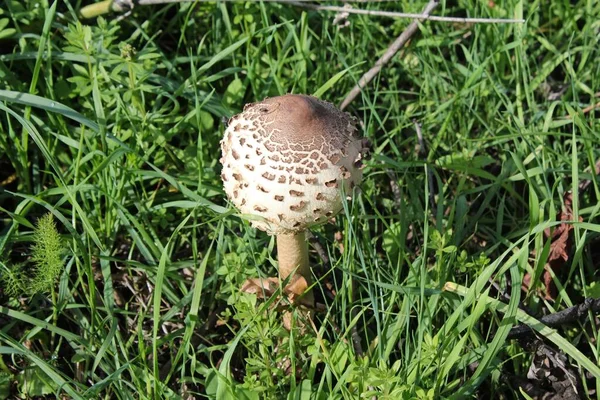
339,0,440,110
507,298,600,339
290,1,524,24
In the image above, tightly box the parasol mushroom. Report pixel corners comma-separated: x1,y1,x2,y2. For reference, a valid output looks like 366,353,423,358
220,94,368,306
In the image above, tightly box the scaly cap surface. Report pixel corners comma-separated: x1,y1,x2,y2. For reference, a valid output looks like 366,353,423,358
220,94,367,235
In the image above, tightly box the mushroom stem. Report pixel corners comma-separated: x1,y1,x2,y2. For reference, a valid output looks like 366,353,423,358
276,231,313,305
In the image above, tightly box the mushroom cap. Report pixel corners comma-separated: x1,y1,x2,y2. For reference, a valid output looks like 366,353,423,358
220,94,367,235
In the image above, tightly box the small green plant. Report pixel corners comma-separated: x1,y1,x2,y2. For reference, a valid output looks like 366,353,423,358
0,262,26,298
1,213,64,297
29,214,64,295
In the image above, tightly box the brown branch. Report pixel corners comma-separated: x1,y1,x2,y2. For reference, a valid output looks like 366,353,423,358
565,101,600,119
507,298,600,339
339,0,440,110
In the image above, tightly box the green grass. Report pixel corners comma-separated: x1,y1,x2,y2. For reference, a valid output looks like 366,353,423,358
1,0,600,398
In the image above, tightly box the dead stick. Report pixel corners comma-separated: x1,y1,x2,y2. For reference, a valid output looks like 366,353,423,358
339,0,440,110
289,1,523,24
565,101,600,119
507,298,600,339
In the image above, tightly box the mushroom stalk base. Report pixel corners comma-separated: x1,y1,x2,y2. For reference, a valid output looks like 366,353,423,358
277,232,313,305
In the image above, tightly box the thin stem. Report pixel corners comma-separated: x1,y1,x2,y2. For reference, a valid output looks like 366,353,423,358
276,231,314,305
277,232,310,280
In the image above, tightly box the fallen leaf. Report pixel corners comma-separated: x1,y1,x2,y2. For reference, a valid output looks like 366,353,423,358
240,277,279,298
240,274,311,306
524,341,582,399
284,275,309,302
240,275,312,332
524,192,583,299
542,192,583,299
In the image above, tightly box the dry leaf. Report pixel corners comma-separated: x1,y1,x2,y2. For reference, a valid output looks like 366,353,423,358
284,275,309,302
524,192,583,299
240,274,311,305
543,192,582,299
240,274,312,332
525,342,582,399
240,277,279,298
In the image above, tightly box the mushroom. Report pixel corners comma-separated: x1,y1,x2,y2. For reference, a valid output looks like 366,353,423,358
220,94,368,306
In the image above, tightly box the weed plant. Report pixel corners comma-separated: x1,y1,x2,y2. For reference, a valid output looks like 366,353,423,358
2,213,64,297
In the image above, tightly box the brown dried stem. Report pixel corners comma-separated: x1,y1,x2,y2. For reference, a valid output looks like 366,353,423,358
507,298,600,339
289,1,524,24
339,0,440,110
